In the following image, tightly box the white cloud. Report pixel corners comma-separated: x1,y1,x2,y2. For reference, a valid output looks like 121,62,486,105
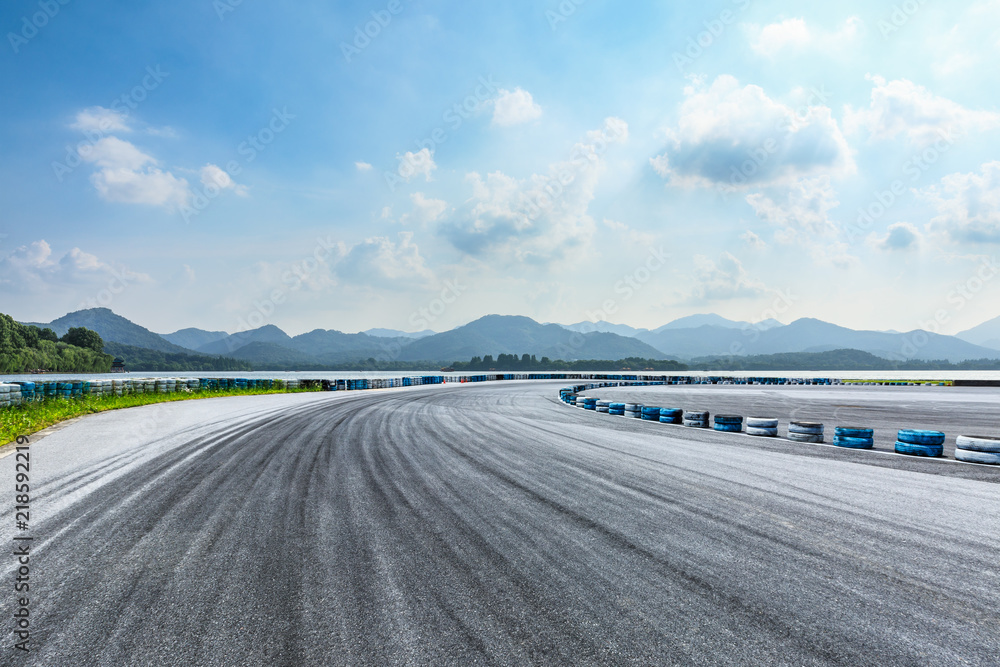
200,164,248,196
405,192,448,226
355,161,373,171
746,177,857,267
741,230,766,248
928,1,1000,77
746,177,840,241
844,75,1000,146
651,75,853,190
869,222,921,251
687,252,766,303
71,106,132,134
79,136,190,208
336,232,434,288
396,148,436,182
0,240,150,294
440,117,628,265
747,16,861,58
919,161,1000,243
748,18,810,57
492,87,543,127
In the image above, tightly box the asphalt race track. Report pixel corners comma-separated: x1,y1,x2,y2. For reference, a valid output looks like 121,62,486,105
2,381,998,665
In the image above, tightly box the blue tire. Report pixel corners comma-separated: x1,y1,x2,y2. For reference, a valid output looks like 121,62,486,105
895,440,943,457
714,415,743,425
714,423,742,432
836,427,874,439
832,435,874,449
897,429,945,446
641,414,658,421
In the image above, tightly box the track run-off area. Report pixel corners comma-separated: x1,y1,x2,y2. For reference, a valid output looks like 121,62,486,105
2,380,998,665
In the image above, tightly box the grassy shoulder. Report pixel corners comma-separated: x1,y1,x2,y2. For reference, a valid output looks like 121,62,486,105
0,386,321,446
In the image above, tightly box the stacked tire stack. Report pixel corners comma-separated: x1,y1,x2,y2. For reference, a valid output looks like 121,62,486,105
895,429,944,457
641,406,661,421
659,408,683,424
624,403,642,418
954,435,1000,465
609,402,626,415
574,396,586,408
746,417,778,437
833,427,874,449
683,410,709,428
15,382,35,403
788,421,824,443
9,384,22,406
596,400,611,413
583,398,598,411
186,379,200,392
714,415,743,433
0,384,11,408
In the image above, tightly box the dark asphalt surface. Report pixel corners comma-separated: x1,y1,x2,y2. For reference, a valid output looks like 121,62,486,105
2,381,999,665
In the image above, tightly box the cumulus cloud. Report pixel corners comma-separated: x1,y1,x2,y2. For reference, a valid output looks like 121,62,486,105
355,161,373,171
71,106,132,134
336,232,434,288
0,240,150,294
747,16,861,58
492,87,543,126
199,164,248,196
741,230,766,248
869,222,921,251
746,177,840,241
439,117,628,265
78,136,190,208
746,177,857,267
650,75,853,190
686,253,766,303
919,161,1000,243
396,148,436,182
844,75,1000,146
404,192,448,226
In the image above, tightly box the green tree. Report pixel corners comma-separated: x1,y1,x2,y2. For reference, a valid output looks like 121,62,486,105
61,327,105,353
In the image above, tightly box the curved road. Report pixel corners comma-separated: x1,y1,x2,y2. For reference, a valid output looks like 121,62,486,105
2,382,998,665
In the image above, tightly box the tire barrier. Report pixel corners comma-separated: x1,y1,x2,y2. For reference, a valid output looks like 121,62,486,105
746,417,778,437
713,415,743,433
683,410,710,428
955,436,1000,464
895,429,945,457
659,408,683,424
641,406,661,421
833,426,874,449
787,421,824,443
555,386,997,466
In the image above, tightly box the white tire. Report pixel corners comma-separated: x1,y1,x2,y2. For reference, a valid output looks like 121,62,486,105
955,448,1000,465
955,435,1000,453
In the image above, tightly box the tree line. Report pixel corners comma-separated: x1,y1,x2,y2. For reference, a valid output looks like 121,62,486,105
0,313,112,373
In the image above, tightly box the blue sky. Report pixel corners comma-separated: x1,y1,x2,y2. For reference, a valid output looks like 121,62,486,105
2,0,999,336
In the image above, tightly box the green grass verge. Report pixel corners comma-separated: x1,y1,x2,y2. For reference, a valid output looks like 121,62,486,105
0,386,321,446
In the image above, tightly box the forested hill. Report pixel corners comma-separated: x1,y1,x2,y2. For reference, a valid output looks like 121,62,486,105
0,312,113,373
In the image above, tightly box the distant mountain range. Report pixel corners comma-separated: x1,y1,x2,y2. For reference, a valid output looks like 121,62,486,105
20,308,1000,370
956,314,1000,350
